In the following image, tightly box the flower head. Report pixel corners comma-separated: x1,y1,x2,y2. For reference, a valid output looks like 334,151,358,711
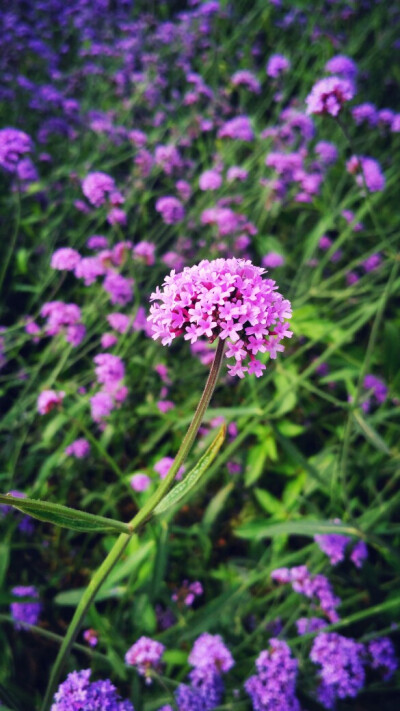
148,258,292,378
188,633,234,674
51,668,134,710
37,389,65,414
306,76,355,117
125,636,165,681
0,128,33,172
11,585,41,629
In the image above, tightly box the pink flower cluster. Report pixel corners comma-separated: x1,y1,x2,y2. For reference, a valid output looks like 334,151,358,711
148,258,292,378
305,76,355,117
37,389,65,414
40,302,86,346
90,353,127,422
125,636,165,681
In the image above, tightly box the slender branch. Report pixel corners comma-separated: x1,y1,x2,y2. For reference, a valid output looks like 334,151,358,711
41,339,225,710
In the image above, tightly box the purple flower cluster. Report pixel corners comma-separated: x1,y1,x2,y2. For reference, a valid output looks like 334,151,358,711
82,171,123,208
148,258,292,378
367,637,398,681
90,353,127,423
346,155,385,192
172,580,203,607
65,438,90,459
217,116,254,141
125,636,165,682
188,633,234,673
0,127,33,172
39,301,86,347
305,76,355,117
10,585,41,629
175,633,233,711
156,196,185,224
37,389,65,415
310,633,365,708
271,565,340,622
315,532,368,568
51,669,134,711
244,639,300,711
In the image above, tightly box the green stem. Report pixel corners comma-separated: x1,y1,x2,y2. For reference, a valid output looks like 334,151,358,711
0,184,21,294
41,339,225,710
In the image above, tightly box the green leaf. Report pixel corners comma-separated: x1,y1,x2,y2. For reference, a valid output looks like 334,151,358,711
153,425,226,516
0,494,132,535
352,410,391,455
235,518,361,541
0,544,10,588
202,482,234,529
254,488,283,515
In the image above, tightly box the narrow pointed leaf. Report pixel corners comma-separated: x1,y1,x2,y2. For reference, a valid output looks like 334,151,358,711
154,425,226,516
0,494,132,535
235,518,361,541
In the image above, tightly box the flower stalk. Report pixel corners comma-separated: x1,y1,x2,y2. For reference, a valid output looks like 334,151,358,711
41,338,225,710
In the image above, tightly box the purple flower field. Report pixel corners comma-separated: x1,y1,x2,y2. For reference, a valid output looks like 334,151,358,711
0,1,399,709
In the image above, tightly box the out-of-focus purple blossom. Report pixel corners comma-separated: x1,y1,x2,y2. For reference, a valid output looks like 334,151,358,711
107,207,127,225
130,473,151,492
231,70,261,93
65,438,90,459
314,533,351,565
199,169,222,191
156,196,185,224
75,256,105,285
87,235,108,250
107,313,130,334
350,540,368,568
82,171,118,207
378,109,395,129
51,248,81,271
157,400,175,413
125,636,165,681
367,638,397,681
346,155,385,192
364,374,388,404
296,617,327,635
154,457,185,481
271,565,341,622
218,116,254,141
37,389,65,415
133,241,156,266
352,102,378,126
361,253,382,272
306,76,355,117
325,55,358,80
103,273,134,305
227,166,248,182
176,180,192,201
129,129,147,146
83,628,98,647
315,141,338,165
341,209,363,231
266,54,291,78
346,271,359,286
101,333,118,349
262,252,285,268
155,145,183,175
11,586,41,629
90,391,114,422
0,128,33,172
51,668,134,710
172,580,203,607
93,353,125,386
187,667,224,711
188,633,234,673
245,639,300,711
310,633,365,708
